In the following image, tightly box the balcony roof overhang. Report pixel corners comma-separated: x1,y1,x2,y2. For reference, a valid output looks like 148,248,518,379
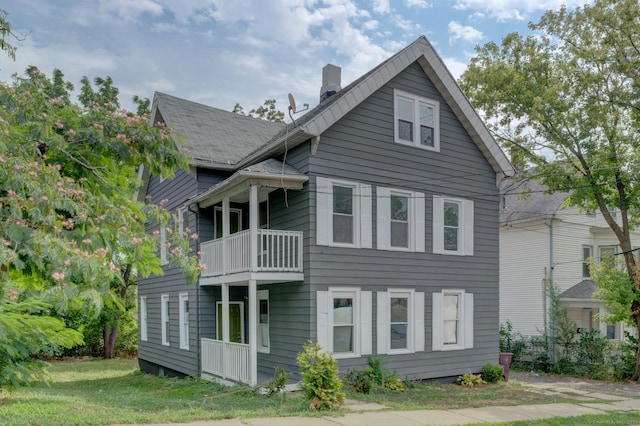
187,159,308,208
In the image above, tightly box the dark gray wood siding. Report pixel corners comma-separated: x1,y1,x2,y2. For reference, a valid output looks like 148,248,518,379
302,61,500,378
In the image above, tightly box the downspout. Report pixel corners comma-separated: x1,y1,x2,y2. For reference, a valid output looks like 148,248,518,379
547,215,555,361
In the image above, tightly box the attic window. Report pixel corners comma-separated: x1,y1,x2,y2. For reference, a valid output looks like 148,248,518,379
394,89,440,151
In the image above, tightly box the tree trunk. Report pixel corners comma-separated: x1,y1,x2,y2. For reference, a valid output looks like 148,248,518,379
103,321,118,359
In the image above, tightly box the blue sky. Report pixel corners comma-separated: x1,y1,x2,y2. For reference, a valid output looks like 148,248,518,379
1,0,589,114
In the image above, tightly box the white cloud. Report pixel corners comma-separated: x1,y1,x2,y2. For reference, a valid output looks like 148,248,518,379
454,0,586,21
448,21,483,45
442,56,468,81
406,0,429,8
372,0,392,14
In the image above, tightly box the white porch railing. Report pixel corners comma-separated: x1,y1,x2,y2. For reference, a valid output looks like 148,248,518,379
201,338,250,384
200,229,303,277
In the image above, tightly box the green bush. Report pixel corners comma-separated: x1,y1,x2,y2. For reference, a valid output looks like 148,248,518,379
342,357,407,394
480,364,504,383
499,320,527,362
296,341,344,410
456,372,486,387
264,366,292,396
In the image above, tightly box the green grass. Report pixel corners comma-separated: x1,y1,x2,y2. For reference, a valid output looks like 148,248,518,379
499,412,640,425
0,358,618,426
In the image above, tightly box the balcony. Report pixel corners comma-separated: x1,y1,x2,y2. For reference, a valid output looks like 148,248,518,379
200,229,303,279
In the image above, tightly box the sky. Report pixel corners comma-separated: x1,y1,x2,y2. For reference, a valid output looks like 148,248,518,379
1,0,590,115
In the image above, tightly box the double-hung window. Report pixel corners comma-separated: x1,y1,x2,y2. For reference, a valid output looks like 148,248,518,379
139,296,148,342
583,245,593,278
179,292,189,350
377,187,425,252
316,177,372,248
432,289,474,351
433,195,474,255
394,89,440,151
178,206,188,236
257,290,270,353
377,289,424,354
161,294,170,346
316,288,372,359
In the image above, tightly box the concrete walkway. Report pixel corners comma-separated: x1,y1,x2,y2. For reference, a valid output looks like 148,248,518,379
123,374,640,425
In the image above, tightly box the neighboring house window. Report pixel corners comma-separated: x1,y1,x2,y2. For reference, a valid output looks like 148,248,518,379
377,290,425,354
377,187,425,252
599,245,617,264
257,290,270,353
179,292,189,350
161,294,170,346
178,206,188,236
394,89,440,151
316,288,372,359
214,207,242,238
160,226,168,265
433,196,474,255
316,177,372,248
583,246,593,278
432,290,474,351
140,296,148,342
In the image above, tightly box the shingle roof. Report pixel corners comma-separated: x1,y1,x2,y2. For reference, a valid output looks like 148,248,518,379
559,280,597,300
152,92,284,169
500,177,567,224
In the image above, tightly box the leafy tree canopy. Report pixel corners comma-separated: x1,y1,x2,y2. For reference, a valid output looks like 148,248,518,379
233,98,284,123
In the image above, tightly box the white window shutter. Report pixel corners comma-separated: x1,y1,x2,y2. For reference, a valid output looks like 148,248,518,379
377,291,389,354
464,293,474,349
464,200,474,256
360,183,372,248
431,292,443,351
376,187,391,250
316,177,330,246
361,291,372,355
414,292,425,352
316,291,329,351
432,196,444,254
414,192,425,252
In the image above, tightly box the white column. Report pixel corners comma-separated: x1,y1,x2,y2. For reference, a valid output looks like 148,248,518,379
248,279,257,386
222,197,230,274
250,186,258,271
221,283,229,343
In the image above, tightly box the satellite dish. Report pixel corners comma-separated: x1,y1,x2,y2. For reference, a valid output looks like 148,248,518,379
288,93,297,113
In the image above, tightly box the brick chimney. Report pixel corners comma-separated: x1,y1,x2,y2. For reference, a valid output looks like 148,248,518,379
320,64,341,103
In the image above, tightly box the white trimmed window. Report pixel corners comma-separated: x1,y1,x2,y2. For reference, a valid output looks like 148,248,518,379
583,245,593,278
178,206,188,236
179,292,189,350
394,89,440,151
140,296,148,342
377,187,425,251
433,196,474,255
257,290,270,353
317,288,372,359
316,177,372,248
160,226,168,265
432,290,473,351
598,245,617,264
377,289,424,355
214,207,242,239
161,294,170,346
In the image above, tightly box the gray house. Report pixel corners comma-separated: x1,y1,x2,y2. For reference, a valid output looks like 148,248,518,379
137,36,515,385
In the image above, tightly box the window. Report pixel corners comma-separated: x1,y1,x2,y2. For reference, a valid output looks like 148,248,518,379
316,177,372,248
179,292,189,350
599,245,617,265
161,294,170,346
216,302,245,343
583,246,593,278
160,226,168,265
432,290,474,351
178,206,188,236
433,195,474,255
259,200,269,229
257,290,270,353
394,89,440,151
377,187,425,251
377,290,424,354
214,207,242,239
316,288,372,358
140,296,148,342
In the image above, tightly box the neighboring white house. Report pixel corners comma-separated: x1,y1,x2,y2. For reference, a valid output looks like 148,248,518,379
499,177,640,340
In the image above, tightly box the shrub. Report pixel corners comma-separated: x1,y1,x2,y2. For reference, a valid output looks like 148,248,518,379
264,366,292,396
342,357,407,394
456,372,486,387
297,341,344,410
480,364,504,383
499,320,527,362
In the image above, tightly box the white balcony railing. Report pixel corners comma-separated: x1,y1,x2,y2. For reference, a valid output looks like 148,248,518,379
200,229,303,277
201,338,250,384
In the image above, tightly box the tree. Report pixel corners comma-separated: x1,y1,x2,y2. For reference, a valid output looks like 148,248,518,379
0,66,201,388
233,99,284,123
459,0,640,378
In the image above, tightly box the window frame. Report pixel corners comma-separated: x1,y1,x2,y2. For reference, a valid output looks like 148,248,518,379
214,206,243,239
179,292,189,350
433,195,474,256
140,296,148,342
582,245,593,278
160,226,168,265
393,89,440,152
257,290,270,353
432,289,474,351
161,294,170,346
178,206,188,236
377,187,425,252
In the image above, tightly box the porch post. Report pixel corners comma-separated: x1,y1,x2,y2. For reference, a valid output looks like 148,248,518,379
221,283,229,343
222,197,230,274
248,279,257,386
250,185,258,271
